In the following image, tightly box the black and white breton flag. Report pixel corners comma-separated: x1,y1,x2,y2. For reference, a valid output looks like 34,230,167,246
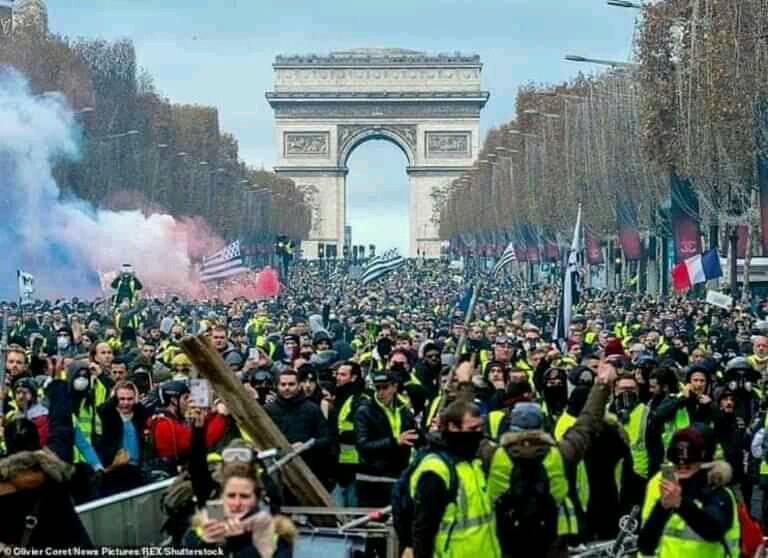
492,242,517,278
200,240,248,283
554,205,582,349
360,249,405,286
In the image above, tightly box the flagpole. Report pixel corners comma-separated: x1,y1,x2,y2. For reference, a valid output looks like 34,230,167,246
554,204,582,350
437,279,481,415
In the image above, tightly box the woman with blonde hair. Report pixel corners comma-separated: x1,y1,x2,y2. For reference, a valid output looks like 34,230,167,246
182,458,296,557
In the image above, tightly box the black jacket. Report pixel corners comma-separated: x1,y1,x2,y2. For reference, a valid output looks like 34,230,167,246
44,379,75,463
265,394,334,481
96,397,151,467
354,396,416,478
411,434,458,558
637,468,734,555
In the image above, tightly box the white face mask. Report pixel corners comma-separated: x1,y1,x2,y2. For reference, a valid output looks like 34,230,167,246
73,377,90,392
57,337,70,350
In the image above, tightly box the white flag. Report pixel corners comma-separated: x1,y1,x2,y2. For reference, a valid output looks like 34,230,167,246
17,269,35,304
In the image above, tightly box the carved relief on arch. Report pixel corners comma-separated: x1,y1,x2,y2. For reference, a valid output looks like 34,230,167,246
337,124,417,166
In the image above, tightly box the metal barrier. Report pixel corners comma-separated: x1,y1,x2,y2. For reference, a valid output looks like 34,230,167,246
75,477,176,547
284,506,398,558
76,481,398,557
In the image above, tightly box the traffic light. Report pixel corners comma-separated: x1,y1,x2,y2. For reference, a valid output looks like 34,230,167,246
318,242,325,259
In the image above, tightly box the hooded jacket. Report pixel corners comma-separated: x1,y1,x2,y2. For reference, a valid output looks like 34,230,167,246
480,379,611,558
0,450,92,548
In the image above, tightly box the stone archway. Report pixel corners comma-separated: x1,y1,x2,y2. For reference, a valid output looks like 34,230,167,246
266,48,489,258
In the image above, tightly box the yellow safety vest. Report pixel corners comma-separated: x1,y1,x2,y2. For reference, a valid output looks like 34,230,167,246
410,454,501,558
425,395,442,429
625,403,650,479
488,410,506,442
73,394,104,464
554,412,590,513
661,406,690,452
375,395,402,440
487,444,576,536
640,472,740,558
73,380,108,458
338,395,365,465
760,413,768,476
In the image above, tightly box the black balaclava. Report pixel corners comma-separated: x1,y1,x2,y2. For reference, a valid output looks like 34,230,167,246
543,369,568,417
443,431,484,461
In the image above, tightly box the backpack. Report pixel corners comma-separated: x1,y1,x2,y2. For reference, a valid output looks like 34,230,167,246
391,448,458,544
495,455,559,556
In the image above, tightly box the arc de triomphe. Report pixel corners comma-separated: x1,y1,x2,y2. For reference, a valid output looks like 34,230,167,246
266,48,489,259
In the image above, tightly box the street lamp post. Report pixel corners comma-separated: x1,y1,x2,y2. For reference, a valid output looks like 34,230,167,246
565,55,638,68
607,0,643,8
149,143,169,208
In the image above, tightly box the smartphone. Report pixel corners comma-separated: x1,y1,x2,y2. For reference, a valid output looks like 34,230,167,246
249,347,261,360
190,379,211,408
205,500,226,521
661,462,676,482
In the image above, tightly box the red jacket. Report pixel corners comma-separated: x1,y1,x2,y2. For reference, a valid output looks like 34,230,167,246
148,413,193,460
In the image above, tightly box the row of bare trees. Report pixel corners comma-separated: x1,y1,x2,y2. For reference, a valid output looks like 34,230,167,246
438,0,768,258
0,30,312,250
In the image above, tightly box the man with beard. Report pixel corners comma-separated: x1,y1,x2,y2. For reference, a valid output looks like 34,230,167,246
713,387,750,501
265,369,334,489
646,367,681,475
411,342,442,401
329,361,368,507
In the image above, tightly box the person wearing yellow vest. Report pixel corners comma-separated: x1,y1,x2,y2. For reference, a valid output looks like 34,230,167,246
354,370,418,508
330,361,368,507
486,380,535,441
637,427,740,557
405,400,500,558
553,385,592,542
653,364,716,455
69,364,109,493
482,361,615,557
748,335,768,379
610,373,652,512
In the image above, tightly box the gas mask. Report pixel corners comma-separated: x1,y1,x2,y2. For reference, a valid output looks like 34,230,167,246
615,391,639,422
728,379,753,393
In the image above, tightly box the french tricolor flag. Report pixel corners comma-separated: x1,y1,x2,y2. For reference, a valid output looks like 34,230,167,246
671,248,723,291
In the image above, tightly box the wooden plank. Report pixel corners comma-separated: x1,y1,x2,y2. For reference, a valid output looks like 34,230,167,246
179,335,334,514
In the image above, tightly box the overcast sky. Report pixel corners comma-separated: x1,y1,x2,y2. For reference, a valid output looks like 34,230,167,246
46,0,637,254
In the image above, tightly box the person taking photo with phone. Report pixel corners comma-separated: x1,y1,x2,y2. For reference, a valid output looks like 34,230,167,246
637,427,740,557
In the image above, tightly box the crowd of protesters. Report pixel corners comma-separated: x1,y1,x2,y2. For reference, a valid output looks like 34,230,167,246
3,259,768,557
